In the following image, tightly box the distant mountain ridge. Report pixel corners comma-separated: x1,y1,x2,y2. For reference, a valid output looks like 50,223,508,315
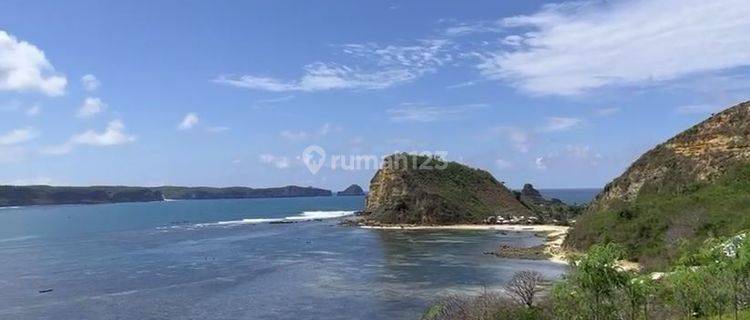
0,185,333,207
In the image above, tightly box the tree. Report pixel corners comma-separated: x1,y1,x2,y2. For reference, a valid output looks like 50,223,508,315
507,270,544,308
567,243,629,320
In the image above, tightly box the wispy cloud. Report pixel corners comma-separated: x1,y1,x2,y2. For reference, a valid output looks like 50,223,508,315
539,117,581,132
595,107,621,116
178,113,199,130
81,74,100,91
443,21,504,37
26,105,41,116
476,0,750,95
495,158,513,170
77,97,106,118
0,30,67,96
387,103,485,122
488,126,531,153
675,104,721,114
0,127,38,145
280,130,308,141
216,40,452,92
258,153,291,169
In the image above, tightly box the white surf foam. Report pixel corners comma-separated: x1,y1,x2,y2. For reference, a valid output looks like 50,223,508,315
190,210,355,228
284,210,354,220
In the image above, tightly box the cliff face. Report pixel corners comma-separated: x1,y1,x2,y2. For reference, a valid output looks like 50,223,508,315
365,154,531,224
566,100,750,268
588,101,750,213
337,184,365,196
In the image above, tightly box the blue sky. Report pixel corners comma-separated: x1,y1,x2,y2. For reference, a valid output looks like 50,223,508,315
0,0,749,190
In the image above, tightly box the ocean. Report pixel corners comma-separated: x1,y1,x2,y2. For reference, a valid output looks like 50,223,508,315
0,192,594,319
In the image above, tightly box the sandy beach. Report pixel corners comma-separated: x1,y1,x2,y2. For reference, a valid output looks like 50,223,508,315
361,224,570,264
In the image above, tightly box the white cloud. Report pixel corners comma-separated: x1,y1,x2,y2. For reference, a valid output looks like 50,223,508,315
77,97,106,118
477,0,750,95
675,104,720,114
216,40,451,92
387,103,485,122
280,130,308,141
41,120,135,155
0,30,67,96
444,21,504,37
259,153,291,169
178,113,199,130
539,117,581,132
71,120,136,146
81,74,100,91
0,127,38,145
26,105,40,116
595,107,621,116
535,156,547,170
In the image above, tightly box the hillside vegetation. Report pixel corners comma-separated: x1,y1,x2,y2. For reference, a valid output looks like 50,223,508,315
566,100,750,269
365,154,531,224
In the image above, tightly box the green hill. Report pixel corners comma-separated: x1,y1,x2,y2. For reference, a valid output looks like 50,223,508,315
364,154,531,224
565,100,750,269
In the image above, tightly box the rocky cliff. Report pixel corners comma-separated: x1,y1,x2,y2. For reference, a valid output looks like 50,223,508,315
337,184,365,196
515,184,580,224
566,100,750,268
364,154,531,224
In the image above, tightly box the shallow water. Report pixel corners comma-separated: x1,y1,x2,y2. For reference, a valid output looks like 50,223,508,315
0,196,567,319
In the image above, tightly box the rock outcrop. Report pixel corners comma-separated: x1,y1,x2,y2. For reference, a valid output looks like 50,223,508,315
337,184,365,196
364,154,531,224
515,184,578,224
566,100,750,268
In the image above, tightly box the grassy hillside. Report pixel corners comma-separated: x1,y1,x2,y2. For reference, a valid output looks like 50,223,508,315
566,163,750,269
365,154,531,224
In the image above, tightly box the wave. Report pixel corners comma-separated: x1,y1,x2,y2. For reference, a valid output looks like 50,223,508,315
187,210,355,228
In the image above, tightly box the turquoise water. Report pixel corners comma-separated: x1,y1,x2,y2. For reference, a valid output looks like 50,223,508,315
0,196,568,319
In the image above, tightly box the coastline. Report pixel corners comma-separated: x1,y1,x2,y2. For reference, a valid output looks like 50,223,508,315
360,224,570,264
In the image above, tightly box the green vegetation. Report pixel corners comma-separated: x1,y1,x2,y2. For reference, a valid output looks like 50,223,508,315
425,234,750,320
566,164,750,269
366,153,531,224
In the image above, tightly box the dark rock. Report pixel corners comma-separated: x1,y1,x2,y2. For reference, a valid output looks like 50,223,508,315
337,184,365,196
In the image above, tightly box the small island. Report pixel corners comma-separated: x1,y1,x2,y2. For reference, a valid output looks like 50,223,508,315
336,184,365,196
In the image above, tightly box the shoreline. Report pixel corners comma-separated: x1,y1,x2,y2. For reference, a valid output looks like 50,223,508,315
360,224,570,264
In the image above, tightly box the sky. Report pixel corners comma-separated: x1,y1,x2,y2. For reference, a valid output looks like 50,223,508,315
1,0,749,190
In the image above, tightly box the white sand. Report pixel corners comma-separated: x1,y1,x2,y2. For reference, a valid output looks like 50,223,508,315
361,224,570,264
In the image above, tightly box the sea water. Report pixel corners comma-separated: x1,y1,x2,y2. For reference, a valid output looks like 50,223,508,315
0,195,577,319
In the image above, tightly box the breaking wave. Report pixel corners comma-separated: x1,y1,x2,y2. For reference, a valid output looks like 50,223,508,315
166,210,355,229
